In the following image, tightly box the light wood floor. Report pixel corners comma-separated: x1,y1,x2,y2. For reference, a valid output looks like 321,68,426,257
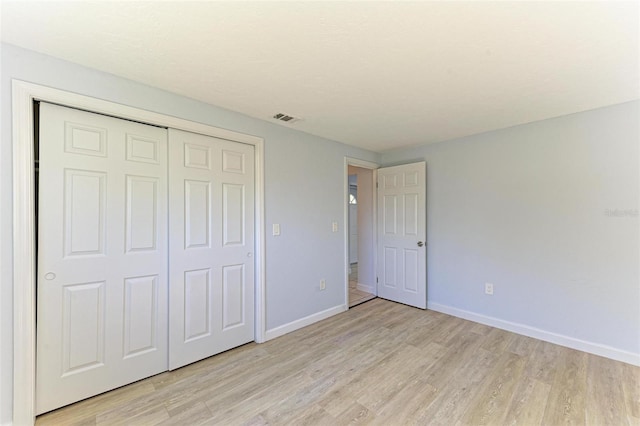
349,280,375,308
349,263,375,307
37,298,639,425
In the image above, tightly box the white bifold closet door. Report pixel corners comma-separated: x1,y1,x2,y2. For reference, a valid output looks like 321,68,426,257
37,103,169,414
168,129,255,370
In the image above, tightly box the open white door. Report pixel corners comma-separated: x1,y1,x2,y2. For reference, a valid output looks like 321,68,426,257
36,103,169,414
168,129,255,370
376,162,427,309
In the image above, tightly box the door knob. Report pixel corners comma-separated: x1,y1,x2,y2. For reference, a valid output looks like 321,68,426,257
44,272,56,280
417,241,424,247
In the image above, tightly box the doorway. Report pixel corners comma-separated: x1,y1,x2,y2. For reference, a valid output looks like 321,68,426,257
344,159,427,310
344,159,378,307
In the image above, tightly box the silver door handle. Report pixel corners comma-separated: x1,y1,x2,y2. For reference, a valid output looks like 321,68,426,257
417,241,424,247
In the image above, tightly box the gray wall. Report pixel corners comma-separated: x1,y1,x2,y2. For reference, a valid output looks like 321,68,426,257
382,101,640,356
0,43,379,424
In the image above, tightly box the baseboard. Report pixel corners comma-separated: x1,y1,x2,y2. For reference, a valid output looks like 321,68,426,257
427,302,640,367
356,282,375,294
264,304,348,341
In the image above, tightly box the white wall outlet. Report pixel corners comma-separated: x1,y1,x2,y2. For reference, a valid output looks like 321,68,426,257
272,223,280,236
332,222,338,232
485,283,494,295
320,279,326,290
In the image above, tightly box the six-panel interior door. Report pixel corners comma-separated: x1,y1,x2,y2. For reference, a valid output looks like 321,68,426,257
376,162,427,309
168,129,255,370
36,103,169,414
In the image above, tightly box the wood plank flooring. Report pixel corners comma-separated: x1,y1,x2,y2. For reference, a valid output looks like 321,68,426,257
349,281,375,308
349,263,375,307
36,298,639,425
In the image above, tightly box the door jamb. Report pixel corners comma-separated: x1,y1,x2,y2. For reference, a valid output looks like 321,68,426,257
343,157,379,308
12,80,267,425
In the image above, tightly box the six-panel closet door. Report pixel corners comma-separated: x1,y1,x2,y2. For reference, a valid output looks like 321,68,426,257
36,104,256,414
168,129,255,370
36,103,169,414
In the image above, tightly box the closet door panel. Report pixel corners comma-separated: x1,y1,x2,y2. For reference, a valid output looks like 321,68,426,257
36,103,168,414
169,129,255,370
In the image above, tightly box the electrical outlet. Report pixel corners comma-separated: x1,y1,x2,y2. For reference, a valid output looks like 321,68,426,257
485,283,494,295
320,279,326,290
272,224,280,236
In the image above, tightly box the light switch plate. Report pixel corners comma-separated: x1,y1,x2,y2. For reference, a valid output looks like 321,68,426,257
273,224,280,236
332,222,338,232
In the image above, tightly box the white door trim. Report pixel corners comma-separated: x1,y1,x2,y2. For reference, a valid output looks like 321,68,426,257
11,79,266,425
343,157,379,307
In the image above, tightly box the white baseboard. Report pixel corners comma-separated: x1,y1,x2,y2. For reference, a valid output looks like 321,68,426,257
427,302,640,367
264,304,348,341
356,282,375,294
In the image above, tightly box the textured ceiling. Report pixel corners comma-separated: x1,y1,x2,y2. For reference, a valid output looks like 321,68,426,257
1,1,638,152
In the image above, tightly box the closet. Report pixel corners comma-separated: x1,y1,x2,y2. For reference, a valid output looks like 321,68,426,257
36,103,255,414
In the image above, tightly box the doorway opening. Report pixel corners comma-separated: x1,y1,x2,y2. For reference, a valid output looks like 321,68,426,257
345,159,378,307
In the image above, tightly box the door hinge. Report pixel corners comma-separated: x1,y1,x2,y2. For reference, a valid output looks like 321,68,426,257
376,277,379,283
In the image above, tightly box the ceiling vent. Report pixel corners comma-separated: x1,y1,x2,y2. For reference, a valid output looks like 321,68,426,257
272,112,301,124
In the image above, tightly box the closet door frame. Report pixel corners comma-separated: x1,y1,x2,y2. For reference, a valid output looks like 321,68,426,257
11,79,266,426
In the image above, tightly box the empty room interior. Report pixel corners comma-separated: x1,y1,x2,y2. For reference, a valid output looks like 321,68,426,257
0,1,638,425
